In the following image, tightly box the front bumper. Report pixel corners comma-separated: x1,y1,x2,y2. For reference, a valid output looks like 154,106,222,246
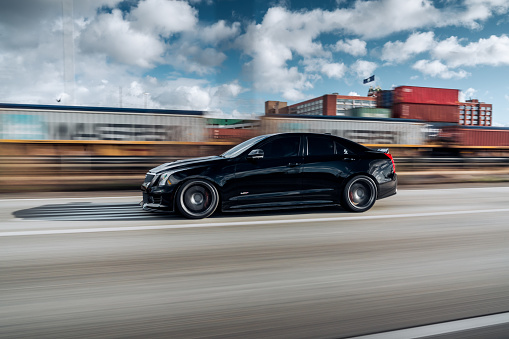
141,177,175,211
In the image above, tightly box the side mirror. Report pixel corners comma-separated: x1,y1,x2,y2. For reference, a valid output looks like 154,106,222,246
247,149,264,159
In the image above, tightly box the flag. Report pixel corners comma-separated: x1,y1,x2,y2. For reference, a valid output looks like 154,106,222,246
363,75,375,84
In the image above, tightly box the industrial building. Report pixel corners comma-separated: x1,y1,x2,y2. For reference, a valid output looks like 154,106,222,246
460,99,492,126
265,94,375,116
266,86,492,126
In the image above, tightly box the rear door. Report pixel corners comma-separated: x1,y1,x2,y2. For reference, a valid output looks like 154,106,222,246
300,135,357,204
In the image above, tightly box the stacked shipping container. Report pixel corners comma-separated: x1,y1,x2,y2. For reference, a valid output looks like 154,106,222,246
391,86,460,123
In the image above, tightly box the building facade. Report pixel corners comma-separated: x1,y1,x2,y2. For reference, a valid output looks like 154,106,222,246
265,94,375,116
459,99,492,126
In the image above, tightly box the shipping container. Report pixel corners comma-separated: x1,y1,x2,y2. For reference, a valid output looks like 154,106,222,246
262,115,426,145
0,103,206,142
393,86,459,106
442,126,509,147
376,90,393,108
393,103,459,123
347,107,391,118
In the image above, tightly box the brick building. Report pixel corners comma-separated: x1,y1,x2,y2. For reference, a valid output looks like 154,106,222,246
265,94,375,116
459,99,492,126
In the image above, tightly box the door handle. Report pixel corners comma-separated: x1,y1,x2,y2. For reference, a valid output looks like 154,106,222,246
287,162,301,167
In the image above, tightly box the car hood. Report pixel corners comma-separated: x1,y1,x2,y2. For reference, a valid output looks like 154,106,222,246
149,155,224,174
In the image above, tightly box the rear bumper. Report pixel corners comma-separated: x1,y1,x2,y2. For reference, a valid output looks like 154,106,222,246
378,173,398,200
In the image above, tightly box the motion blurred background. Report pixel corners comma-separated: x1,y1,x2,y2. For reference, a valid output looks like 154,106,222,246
1,91,508,192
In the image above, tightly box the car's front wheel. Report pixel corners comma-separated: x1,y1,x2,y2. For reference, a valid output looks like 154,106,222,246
176,180,219,219
341,175,377,212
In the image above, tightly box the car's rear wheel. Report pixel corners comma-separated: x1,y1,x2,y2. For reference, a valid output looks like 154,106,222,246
176,180,219,219
341,175,377,212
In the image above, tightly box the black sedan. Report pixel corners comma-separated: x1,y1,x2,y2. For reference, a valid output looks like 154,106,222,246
141,133,397,218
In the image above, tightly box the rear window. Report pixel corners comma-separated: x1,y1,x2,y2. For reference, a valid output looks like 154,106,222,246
334,137,369,154
307,136,334,156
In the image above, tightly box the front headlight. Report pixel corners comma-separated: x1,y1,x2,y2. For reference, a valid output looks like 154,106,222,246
158,172,173,186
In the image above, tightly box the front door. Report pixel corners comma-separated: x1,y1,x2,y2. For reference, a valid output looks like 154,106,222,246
227,135,303,210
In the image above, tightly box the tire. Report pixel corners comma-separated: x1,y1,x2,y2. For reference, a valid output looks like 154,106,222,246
176,180,219,219
341,175,377,212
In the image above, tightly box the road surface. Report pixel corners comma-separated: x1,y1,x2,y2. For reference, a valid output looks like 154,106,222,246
1,185,509,338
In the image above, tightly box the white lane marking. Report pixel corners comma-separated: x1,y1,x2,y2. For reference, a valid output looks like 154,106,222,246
347,312,509,339
2,208,509,237
1,186,509,202
0,196,140,202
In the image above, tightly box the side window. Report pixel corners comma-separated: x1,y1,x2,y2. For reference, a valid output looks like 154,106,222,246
307,136,334,156
259,136,300,159
334,141,352,156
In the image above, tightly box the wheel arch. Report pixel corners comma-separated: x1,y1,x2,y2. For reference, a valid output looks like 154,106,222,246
341,172,380,199
171,175,224,212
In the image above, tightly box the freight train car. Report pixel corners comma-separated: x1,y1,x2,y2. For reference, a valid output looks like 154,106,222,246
441,125,509,147
262,114,427,145
0,103,206,142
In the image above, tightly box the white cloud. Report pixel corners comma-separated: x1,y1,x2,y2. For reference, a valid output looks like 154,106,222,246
130,0,198,36
351,60,378,79
459,88,478,102
333,39,367,56
348,92,360,96
412,59,470,79
432,34,509,67
321,62,347,79
200,20,241,45
236,7,326,100
381,31,435,63
302,58,347,79
79,9,164,68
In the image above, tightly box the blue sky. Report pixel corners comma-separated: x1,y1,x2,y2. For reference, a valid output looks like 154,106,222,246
1,0,509,125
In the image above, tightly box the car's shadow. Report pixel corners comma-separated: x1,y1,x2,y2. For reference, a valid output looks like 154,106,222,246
13,202,347,221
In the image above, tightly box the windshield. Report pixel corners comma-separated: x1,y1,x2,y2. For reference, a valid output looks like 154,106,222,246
220,134,271,158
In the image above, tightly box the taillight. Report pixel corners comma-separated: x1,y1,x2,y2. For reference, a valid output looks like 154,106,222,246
385,153,396,173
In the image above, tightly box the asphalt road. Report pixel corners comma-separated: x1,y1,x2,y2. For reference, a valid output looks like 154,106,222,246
2,185,509,338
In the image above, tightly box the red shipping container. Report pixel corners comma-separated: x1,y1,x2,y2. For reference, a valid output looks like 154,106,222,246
455,127,509,147
393,86,459,105
393,103,459,123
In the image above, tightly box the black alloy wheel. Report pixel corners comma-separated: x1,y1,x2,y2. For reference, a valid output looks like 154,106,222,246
176,180,219,219
341,175,377,212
